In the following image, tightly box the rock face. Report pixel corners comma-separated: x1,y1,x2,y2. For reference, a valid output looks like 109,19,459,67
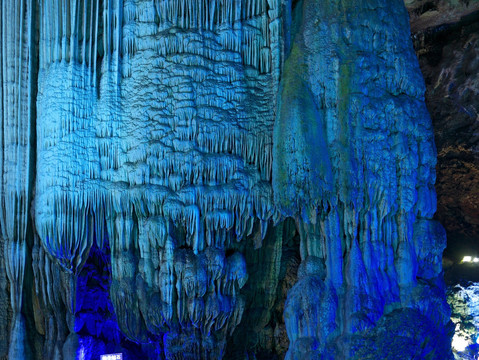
406,1,479,259
0,1,451,359
447,281,479,358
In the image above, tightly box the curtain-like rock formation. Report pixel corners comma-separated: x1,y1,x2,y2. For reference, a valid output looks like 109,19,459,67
0,0,452,359
1,0,36,358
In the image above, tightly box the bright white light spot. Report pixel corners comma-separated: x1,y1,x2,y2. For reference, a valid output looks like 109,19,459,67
474,258,479,263
101,354,122,360
462,256,472,263
78,345,85,360
452,334,470,352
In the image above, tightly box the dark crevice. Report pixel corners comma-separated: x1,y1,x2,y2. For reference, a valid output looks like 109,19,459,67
413,1,437,16
225,218,300,359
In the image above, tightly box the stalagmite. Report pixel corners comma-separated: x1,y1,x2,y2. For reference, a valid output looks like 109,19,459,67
273,0,452,358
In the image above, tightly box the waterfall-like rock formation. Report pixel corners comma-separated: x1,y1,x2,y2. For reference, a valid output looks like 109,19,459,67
0,0,453,359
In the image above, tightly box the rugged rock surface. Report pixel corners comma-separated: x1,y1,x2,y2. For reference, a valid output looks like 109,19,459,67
1,0,452,359
407,0,479,260
447,281,479,359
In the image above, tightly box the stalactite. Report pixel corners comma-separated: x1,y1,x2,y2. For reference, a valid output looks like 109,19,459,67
38,0,121,81
0,0,35,357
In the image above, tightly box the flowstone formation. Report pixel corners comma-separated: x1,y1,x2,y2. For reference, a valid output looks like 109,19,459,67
0,0,452,359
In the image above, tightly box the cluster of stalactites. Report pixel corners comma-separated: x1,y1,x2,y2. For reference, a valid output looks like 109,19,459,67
33,1,284,356
153,0,271,29
37,0,282,75
35,178,278,274
0,0,34,247
120,0,282,73
0,1,36,358
35,0,282,274
0,0,35,280
109,230,248,347
39,0,123,79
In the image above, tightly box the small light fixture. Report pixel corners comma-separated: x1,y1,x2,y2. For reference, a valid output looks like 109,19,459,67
100,354,122,360
462,256,472,263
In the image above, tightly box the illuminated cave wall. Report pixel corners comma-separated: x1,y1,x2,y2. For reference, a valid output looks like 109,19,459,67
0,0,452,359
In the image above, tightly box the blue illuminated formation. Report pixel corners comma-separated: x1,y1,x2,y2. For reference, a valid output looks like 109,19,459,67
0,0,453,359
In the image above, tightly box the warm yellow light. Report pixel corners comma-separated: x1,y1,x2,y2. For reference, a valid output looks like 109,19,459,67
462,256,472,263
